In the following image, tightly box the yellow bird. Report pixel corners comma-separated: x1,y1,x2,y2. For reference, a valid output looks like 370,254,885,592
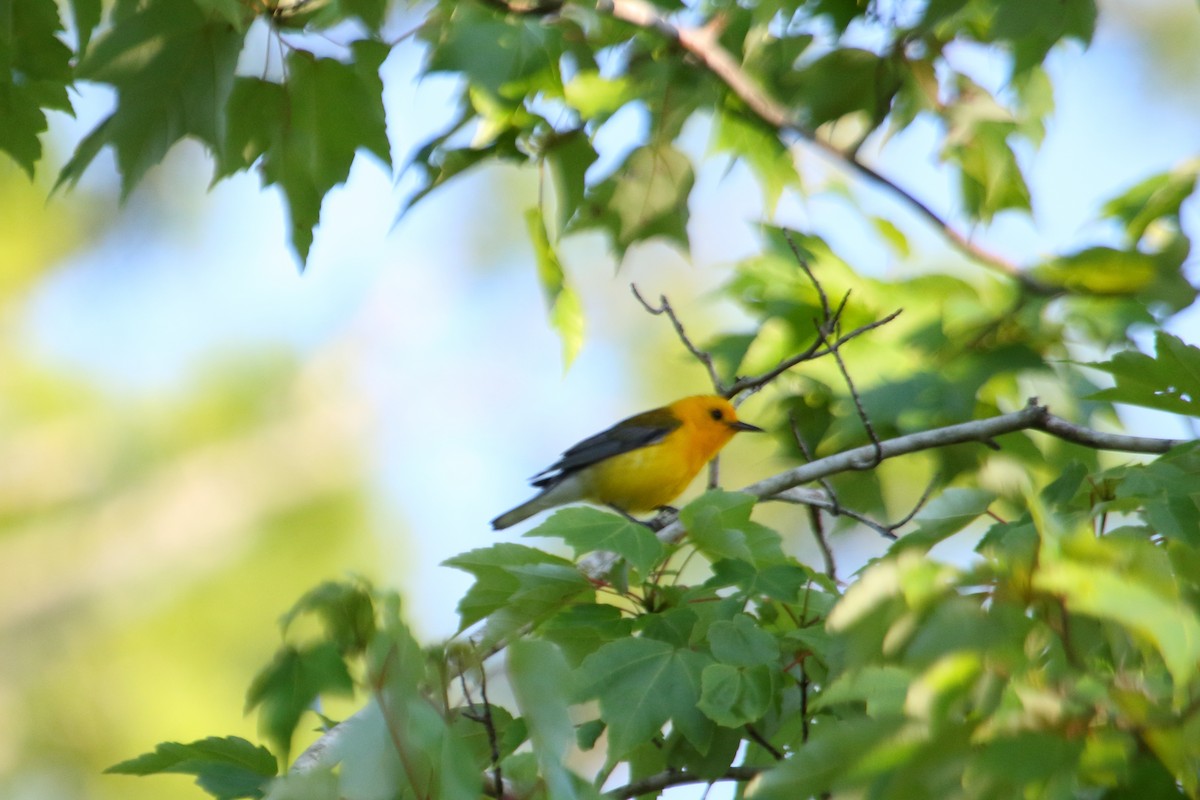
491,395,763,530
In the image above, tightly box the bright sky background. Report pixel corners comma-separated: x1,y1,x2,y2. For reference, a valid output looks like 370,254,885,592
21,0,1200,646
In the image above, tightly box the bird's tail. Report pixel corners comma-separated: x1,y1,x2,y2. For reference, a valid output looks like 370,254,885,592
490,497,544,530
490,479,582,530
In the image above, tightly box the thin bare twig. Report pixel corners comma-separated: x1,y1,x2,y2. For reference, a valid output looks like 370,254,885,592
773,487,899,541
817,324,883,467
725,309,903,396
631,284,724,392
890,477,938,531
745,724,784,761
790,413,841,573
784,230,832,320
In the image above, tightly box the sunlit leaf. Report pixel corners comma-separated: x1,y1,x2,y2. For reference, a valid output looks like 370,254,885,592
526,206,585,369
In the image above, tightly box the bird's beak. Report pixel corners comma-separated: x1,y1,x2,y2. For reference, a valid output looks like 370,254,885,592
730,420,764,433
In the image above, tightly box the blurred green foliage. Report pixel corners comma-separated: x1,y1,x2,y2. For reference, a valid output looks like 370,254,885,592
7,0,1200,798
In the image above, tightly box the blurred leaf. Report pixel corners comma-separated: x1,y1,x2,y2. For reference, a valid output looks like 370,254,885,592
1087,331,1200,417
1033,246,1158,295
713,109,800,211
423,4,560,100
508,640,583,800
576,637,713,759
279,580,376,655
784,48,901,130
68,0,103,53
61,0,243,194
0,0,74,176
443,543,593,637
574,143,694,256
525,507,664,576
107,736,277,799
991,0,1097,75
544,129,598,232
892,488,996,553
1034,557,1200,698
341,0,387,30
525,206,585,369
944,118,1030,221
1102,160,1200,243
749,718,906,799
264,43,391,262
814,665,911,717
562,71,632,118
245,642,354,757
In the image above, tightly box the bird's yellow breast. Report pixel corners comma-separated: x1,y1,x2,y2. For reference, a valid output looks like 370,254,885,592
579,420,731,511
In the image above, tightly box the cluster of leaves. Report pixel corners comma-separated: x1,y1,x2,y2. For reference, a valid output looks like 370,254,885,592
15,0,1196,364
111,411,1200,799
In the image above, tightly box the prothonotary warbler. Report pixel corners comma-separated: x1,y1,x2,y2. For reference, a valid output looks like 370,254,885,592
490,395,763,530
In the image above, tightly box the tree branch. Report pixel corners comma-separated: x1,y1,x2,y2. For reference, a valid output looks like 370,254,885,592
598,0,1052,292
605,766,763,799
749,399,1181,501
581,399,1185,574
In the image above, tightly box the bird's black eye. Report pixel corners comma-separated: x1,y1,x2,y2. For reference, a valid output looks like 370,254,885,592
710,408,724,421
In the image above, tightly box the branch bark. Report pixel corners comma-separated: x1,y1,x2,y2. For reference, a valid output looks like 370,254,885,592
581,399,1184,575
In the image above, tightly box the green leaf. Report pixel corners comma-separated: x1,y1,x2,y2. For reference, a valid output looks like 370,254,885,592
576,637,713,760
944,118,1031,222
991,0,1097,75
219,77,287,177
541,604,634,666
712,109,800,212
278,580,376,655
1033,246,1158,295
680,491,782,566
814,665,912,717
340,0,388,31
443,543,593,638
706,614,779,667
193,0,250,29
784,47,901,130
245,642,354,757
1103,161,1200,243
65,0,243,195
562,71,633,118
261,43,392,262
578,143,694,255
508,640,582,800
525,206,585,369
544,129,598,233
422,5,560,100
68,0,103,53
106,736,277,800
891,488,996,553
1034,558,1200,699
749,718,907,799
697,663,774,727
525,507,664,576
1087,331,1200,417
0,0,74,176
